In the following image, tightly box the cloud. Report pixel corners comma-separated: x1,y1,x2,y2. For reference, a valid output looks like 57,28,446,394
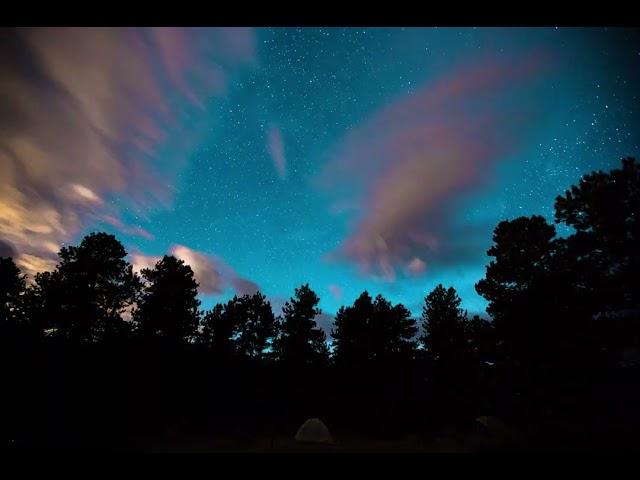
267,124,287,180
319,52,548,281
130,252,162,274
170,245,224,295
69,184,103,206
329,284,343,301
16,254,57,276
405,257,427,276
230,277,260,296
131,244,259,297
0,28,255,277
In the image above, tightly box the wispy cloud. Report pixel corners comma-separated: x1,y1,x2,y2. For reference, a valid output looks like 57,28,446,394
329,284,343,301
0,28,255,276
405,257,427,276
319,52,548,281
132,244,259,297
267,124,287,180
230,276,261,296
170,245,225,295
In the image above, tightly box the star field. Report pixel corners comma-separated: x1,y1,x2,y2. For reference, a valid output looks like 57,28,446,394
2,27,639,322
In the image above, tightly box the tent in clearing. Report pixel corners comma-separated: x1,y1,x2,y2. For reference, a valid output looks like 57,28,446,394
294,418,334,444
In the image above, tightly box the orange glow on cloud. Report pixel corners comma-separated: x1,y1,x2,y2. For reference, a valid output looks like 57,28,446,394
0,28,255,276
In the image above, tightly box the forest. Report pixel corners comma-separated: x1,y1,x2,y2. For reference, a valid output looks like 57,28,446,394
1,157,639,451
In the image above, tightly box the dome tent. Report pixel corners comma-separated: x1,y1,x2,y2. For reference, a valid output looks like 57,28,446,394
294,418,334,445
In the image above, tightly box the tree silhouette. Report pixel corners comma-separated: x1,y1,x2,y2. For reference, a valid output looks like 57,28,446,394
552,157,640,375
235,292,277,359
371,295,417,362
1,257,37,448
465,315,496,366
418,284,474,419
476,158,640,369
332,291,374,366
333,291,417,367
134,255,200,344
331,292,417,435
273,284,329,366
555,157,640,317
420,284,467,364
26,233,139,343
475,216,557,363
200,303,235,356
0,256,26,328
200,292,276,359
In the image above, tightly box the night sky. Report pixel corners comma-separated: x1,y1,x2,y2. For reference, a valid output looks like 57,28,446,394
1,27,639,330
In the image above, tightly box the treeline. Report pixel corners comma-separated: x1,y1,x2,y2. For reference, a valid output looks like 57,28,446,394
1,157,639,450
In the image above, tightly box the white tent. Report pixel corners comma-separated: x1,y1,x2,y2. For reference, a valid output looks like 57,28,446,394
294,418,334,445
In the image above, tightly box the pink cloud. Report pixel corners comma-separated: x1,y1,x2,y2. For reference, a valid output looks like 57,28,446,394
230,277,260,296
170,245,225,295
405,257,427,276
132,244,259,297
170,245,260,296
329,284,343,301
267,124,287,180
101,215,155,240
319,52,548,281
0,28,255,276
150,28,235,108
130,252,163,274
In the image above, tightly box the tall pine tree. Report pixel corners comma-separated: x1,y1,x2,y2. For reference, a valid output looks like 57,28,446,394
273,284,328,366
